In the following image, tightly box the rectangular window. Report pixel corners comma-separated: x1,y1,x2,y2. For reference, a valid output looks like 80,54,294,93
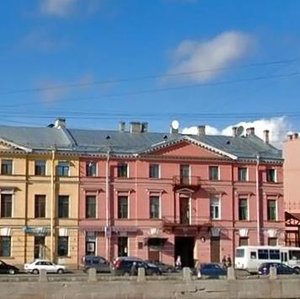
35,160,46,176
238,167,248,181
1,194,12,218
238,198,248,220
239,237,249,246
267,169,276,183
258,249,269,259
149,164,160,179
58,195,69,218
57,161,69,177
150,196,160,219
210,196,220,220
118,196,128,219
180,164,190,184
0,236,11,257
35,195,46,218
86,195,96,218
267,199,277,221
269,249,280,259
1,160,12,175
209,166,219,181
117,163,128,178
86,161,97,177
57,236,68,257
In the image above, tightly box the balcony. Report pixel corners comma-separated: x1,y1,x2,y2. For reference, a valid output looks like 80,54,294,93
162,217,211,233
172,176,201,191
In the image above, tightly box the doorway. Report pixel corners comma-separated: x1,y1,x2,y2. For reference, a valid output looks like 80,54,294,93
210,237,220,262
175,236,195,268
34,236,45,259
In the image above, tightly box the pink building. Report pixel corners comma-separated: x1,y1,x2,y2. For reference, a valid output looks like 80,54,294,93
283,133,300,246
77,123,284,267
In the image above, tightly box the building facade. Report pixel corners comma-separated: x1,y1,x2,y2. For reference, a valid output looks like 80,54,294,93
0,119,284,268
283,133,300,246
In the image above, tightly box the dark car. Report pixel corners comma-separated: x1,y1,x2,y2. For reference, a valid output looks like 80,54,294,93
258,262,298,275
197,263,227,278
111,256,162,276
145,260,177,273
83,255,111,273
0,260,19,274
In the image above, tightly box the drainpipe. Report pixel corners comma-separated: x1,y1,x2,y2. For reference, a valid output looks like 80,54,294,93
50,149,55,262
256,154,261,245
105,148,111,261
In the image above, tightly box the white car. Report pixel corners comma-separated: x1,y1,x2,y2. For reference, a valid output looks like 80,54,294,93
24,259,66,274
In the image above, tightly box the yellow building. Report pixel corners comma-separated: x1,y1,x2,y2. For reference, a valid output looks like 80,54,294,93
0,119,79,268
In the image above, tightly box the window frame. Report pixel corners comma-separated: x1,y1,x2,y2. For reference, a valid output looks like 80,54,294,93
118,196,128,219
117,163,128,178
85,195,96,219
57,236,69,257
238,198,248,221
0,193,12,218
209,166,219,181
0,236,11,257
58,195,69,218
238,167,248,182
34,194,46,218
210,196,220,220
266,168,277,183
1,159,13,175
149,164,160,179
267,199,277,221
35,160,46,176
149,195,160,219
57,161,70,177
86,161,97,177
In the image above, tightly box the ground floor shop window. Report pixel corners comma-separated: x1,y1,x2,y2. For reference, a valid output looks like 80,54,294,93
239,237,249,246
57,236,69,257
268,237,277,246
0,236,11,257
85,232,96,255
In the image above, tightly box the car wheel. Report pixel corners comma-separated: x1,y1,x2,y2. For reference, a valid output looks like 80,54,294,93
294,267,300,274
57,269,64,274
32,269,39,274
8,269,16,275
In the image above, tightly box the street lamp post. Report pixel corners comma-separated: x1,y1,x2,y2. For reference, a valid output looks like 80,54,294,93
256,154,261,245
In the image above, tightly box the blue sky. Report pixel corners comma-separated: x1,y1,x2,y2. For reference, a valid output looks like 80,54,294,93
1,0,300,146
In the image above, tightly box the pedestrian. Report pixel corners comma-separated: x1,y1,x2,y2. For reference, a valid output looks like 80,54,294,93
222,255,227,269
226,255,232,268
175,256,182,270
130,261,137,276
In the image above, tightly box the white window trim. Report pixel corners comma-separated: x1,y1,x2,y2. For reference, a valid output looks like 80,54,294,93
210,196,221,220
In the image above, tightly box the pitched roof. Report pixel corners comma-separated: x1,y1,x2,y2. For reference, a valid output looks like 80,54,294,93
0,124,282,162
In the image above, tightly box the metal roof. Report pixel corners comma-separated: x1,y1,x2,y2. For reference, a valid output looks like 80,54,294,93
0,124,283,162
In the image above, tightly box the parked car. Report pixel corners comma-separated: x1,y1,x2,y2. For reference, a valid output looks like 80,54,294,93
258,262,298,275
111,256,162,276
24,259,66,274
0,260,19,274
145,260,177,273
197,263,227,278
83,255,111,273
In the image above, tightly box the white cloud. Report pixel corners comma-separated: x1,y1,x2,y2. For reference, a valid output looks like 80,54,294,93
41,0,77,17
182,117,290,148
164,31,254,83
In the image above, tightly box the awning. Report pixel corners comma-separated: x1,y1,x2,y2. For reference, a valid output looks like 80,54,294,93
285,212,300,226
145,237,168,248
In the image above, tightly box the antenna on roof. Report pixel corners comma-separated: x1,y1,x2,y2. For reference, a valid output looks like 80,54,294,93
236,126,244,136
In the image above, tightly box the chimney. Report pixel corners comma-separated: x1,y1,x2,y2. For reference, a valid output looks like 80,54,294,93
119,121,126,132
232,127,237,137
54,118,66,129
130,122,143,133
287,134,293,141
263,130,269,144
246,127,255,136
197,125,206,136
170,127,179,134
294,133,299,140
